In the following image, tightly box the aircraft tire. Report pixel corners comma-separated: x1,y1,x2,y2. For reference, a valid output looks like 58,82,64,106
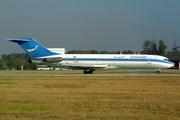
84,70,93,74
156,71,160,74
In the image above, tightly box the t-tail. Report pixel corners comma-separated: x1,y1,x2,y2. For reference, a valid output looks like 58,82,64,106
8,38,60,58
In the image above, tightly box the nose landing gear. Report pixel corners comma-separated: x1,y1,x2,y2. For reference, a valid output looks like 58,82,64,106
156,69,161,74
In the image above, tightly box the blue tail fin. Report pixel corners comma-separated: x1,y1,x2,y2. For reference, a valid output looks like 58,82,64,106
8,38,60,58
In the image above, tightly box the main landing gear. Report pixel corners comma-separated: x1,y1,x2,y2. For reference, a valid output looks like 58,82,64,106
156,69,161,74
84,69,95,74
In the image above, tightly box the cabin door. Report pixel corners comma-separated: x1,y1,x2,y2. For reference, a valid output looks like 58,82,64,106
66,57,69,64
147,57,151,64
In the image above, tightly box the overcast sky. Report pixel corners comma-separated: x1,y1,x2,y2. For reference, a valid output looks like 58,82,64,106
0,0,180,56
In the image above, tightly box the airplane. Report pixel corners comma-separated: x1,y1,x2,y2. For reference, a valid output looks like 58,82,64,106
8,38,174,74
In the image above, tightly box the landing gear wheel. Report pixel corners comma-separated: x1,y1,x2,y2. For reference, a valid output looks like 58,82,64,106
156,71,160,74
83,69,94,74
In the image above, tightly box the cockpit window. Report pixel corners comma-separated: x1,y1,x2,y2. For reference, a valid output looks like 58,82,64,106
163,59,168,61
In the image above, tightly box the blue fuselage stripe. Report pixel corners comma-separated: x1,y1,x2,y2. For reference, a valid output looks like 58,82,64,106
62,58,173,65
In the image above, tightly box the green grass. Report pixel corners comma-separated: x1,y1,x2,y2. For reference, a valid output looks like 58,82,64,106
0,82,15,84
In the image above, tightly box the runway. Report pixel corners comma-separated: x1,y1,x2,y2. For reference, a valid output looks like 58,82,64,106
0,74,179,76
0,69,180,76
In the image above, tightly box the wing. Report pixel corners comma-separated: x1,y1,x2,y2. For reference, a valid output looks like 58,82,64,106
61,64,110,70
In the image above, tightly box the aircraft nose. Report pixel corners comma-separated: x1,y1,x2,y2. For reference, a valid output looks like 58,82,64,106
167,62,174,68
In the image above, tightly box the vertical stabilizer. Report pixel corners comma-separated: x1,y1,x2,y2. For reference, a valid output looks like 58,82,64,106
8,38,60,58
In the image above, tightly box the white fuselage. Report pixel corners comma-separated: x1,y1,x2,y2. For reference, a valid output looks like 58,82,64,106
36,54,174,69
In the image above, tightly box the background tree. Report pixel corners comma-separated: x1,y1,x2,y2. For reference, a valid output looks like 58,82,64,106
8,55,16,70
89,50,99,54
151,41,158,54
66,50,79,54
142,40,151,54
158,40,167,55
122,50,133,54
28,63,37,70
1,54,8,61
79,50,86,54
142,40,157,54
0,59,8,70
16,59,24,70
115,51,121,54
172,39,180,54
100,51,112,54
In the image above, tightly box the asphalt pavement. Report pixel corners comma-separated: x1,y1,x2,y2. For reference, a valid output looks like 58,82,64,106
0,69,179,76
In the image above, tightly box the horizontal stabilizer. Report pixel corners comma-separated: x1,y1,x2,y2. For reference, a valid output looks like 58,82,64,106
7,39,30,43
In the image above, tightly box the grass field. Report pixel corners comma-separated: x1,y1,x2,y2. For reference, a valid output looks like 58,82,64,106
0,75,180,120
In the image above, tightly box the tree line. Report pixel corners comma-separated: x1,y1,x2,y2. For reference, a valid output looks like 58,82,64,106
67,40,180,55
0,53,37,70
0,39,179,70
66,49,134,54
142,40,180,55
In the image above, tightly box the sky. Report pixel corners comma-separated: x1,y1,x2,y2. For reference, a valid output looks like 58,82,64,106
0,0,180,57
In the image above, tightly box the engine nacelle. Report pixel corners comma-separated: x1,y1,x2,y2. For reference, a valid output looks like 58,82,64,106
42,57,62,63
27,59,43,64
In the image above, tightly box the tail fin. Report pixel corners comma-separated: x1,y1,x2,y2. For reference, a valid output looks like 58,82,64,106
8,38,60,58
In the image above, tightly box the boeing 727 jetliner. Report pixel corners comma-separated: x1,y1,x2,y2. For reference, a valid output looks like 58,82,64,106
9,38,174,74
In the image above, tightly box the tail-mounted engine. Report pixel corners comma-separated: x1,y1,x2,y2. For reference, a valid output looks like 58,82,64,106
42,57,62,63
27,57,63,63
